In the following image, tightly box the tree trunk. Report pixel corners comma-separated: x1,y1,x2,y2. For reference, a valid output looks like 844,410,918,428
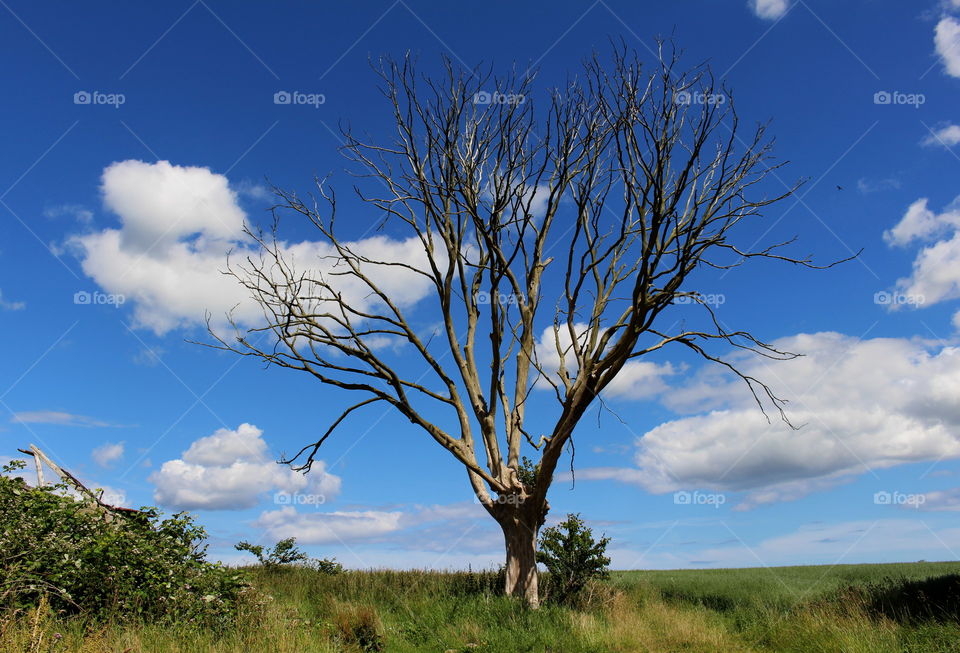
499,513,540,608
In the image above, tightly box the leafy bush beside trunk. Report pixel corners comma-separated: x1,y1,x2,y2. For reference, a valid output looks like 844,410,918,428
537,513,611,605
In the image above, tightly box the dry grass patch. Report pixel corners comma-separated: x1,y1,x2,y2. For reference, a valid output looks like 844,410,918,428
571,587,754,652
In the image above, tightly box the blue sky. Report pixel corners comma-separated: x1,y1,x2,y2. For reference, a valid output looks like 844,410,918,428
3,0,960,571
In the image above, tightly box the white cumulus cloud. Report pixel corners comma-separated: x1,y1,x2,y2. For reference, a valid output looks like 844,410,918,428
923,124,960,148
70,160,435,335
150,423,341,510
533,323,678,400
884,195,960,312
935,16,960,78
750,0,789,20
884,197,960,247
578,332,960,508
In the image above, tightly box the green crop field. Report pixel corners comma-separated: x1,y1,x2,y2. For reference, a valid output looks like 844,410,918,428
616,561,960,612
5,562,960,652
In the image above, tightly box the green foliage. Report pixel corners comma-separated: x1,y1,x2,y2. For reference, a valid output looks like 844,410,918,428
0,460,251,627
2,459,26,474
516,456,539,490
236,537,307,567
312,556,345,575
537,513,611,605
235,536,343,574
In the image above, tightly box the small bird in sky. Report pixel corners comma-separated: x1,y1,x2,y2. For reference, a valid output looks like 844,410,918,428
836,185,844,191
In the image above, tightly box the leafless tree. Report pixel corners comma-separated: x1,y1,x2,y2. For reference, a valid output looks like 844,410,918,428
209,44,850,607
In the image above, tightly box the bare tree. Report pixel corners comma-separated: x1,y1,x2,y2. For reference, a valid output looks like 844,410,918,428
209,44,850,607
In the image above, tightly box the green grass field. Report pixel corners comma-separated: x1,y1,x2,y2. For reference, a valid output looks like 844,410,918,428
4,562,960,652
617,561,960,612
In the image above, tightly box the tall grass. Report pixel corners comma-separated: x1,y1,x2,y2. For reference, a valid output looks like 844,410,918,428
0,568,607,653
615,561,960,613
615,561,960,653
3,562,960,652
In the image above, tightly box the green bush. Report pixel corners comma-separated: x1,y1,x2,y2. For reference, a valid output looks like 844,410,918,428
236,537,308,567
236,536,344,574
312,556,345,575
0,460,252,627
537,513,611,605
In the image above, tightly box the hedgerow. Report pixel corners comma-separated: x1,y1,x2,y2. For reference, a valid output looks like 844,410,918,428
0,460,254,628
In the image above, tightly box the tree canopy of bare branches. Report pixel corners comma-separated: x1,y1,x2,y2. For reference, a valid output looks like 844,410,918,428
209,43,851,607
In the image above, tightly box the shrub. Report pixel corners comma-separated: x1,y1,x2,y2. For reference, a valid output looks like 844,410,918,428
0,460,251,627
236,536,344,574
537,513,611,605
312,556,345,575
236,537,308,567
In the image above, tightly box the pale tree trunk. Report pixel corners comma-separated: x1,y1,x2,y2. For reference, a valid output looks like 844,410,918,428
496,502,543,608
501,519,539,608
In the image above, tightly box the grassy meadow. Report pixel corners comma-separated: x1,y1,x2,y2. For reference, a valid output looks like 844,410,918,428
3,562,960,652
